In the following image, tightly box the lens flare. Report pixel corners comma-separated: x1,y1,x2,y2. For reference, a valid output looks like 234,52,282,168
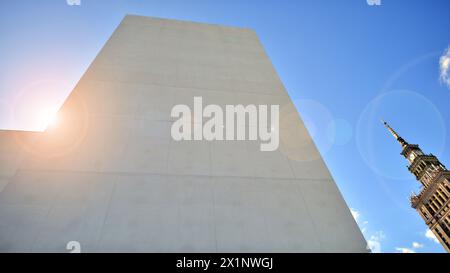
39,110,59,130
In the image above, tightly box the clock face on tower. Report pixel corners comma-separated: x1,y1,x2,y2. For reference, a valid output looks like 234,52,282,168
409,153,416,161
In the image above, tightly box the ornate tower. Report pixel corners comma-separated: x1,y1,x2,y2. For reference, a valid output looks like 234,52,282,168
383,121,450,252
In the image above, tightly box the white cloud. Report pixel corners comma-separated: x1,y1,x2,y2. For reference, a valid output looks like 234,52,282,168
350,208,385,253
66,0,81,6
367,239,381,253
439,46,450,89
425,229,440,244
395,247,416,253
412,242,423,249
350,208,361,222
351,208,367,234
396,241,424,253
367,231,385,253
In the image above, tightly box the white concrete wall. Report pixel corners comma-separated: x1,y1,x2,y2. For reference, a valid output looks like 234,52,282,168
0,15,368,252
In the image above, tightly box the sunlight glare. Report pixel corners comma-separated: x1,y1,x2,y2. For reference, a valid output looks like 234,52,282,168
39,110,60,130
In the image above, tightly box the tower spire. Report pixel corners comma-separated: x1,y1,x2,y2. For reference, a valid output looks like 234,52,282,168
381,120,450,253
382,120,408,148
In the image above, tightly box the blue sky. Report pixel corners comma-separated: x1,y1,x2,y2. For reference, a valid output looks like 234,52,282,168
1,0,449,252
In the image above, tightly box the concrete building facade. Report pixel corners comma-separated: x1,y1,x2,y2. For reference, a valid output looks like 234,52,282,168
0,15,367,252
